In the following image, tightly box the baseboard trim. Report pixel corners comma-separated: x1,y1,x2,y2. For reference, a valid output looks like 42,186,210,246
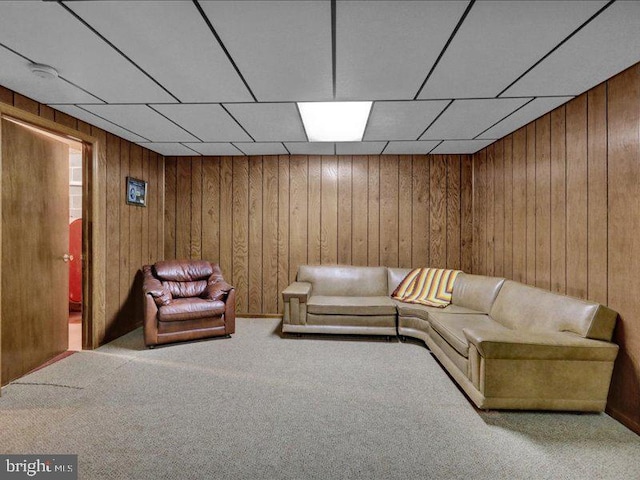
606,406,640,435
236,313,283,319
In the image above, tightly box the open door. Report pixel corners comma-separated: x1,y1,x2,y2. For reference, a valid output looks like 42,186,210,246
1,117,70,385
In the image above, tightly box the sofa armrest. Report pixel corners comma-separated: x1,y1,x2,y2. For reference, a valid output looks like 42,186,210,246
463,328,619,361
282,282,311,326
282,282,312,301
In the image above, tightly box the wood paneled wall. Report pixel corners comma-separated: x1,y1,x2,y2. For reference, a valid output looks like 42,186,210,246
471,63,640,435
0,85,164,347
164,154,473,314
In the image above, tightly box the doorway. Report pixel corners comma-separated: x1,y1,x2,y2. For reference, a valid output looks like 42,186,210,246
0,116,84,384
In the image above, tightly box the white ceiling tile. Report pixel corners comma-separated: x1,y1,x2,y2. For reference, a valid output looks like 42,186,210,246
67,1,252,103
137,143,199,156
183,143,244,156
0,46,101,104
419,1,606,99
384,141,441,155
336,1,469,100
364,101,450,141
0,1,174,103
420,98,530,140
234,143,288,156
49,105,149,143
477,96,574,140
81,105,198,142
503,1,640,97
285,143,335,155
431,139,494,154
150,104,252,142
224,103,307,142
335,142,386,155
200,1,332,102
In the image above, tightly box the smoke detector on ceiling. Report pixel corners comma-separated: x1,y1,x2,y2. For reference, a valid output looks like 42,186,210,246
29,63,59,80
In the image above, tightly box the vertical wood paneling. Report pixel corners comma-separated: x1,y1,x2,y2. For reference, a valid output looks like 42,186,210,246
535,114,551,290
128,145,142,313
587,84,608,305
398,156,413,268
140,149,150,266
460,155,473,273
485,148,495,276
190,157,202,260
164,157,177,259
550,107,566,294
502,138,513,279
321,156,338,264
473,151,486,275
351,155,368,266
232,157,249,313
380,155,399,267
525,123,536,286
262,157,279,313
290,156,308,280
248,156,263,313
118,143,131,330
493,143,504,277
307,156,322,265
105,134,120,330
566,95,588,299
511,128,527,282
337,156,352,265
147,152,158,264
607,64,640,435
219,157,233,279
175,159,191,259
412,156,430,267
277,156,290,312
446,155,461,270
202,157,220,262
367,156,380,266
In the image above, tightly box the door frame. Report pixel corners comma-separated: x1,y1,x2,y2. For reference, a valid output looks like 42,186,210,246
0,103,105,386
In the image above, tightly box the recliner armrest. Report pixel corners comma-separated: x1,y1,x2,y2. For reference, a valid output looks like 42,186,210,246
463,328,618,361
282,282,312,301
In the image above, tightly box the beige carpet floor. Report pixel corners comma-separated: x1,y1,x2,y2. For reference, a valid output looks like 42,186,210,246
1,318,639,479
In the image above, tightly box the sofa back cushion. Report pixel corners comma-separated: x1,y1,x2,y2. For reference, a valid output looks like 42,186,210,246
452,274,505,313
154,260,215,282
387,268,413,296
489,280,617,341
298,265,388,297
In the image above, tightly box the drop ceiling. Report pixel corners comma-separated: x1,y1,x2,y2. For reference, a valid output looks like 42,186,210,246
0,0,639,157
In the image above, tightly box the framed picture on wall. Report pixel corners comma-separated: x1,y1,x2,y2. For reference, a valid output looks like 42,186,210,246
126,176,147,207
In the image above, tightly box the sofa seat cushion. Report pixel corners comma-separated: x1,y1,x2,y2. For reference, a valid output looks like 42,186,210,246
307,296,397,316
429,312,508,358
394,300,481,321
158,298,226,322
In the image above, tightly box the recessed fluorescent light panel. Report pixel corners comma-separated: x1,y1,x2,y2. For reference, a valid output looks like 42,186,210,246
298,101,372,142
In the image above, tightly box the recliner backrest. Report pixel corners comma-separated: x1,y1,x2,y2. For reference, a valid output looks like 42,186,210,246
153,260,222,298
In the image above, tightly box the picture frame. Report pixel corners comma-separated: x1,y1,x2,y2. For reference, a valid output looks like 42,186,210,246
126,176,147,207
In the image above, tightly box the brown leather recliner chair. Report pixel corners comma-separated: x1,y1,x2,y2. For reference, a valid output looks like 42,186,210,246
142,260,235,348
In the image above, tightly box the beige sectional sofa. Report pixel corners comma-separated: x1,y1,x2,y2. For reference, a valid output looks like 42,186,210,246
282,265,619,412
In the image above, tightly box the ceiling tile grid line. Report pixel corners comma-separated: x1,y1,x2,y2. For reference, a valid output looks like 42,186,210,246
73,105,152,143
59,1,180,103
192,0,257,102
219,104,256,142
473,97,536,139
146,105,205,143
413,0,476,100
496,0,615,97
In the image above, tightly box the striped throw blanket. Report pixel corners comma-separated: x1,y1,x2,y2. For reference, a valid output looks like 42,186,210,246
392,268,462,308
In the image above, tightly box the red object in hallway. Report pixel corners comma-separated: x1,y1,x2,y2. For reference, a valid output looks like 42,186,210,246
69,218,82,311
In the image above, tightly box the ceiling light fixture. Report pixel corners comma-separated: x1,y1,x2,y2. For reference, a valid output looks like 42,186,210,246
298,101,372,142
29,63,59,80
